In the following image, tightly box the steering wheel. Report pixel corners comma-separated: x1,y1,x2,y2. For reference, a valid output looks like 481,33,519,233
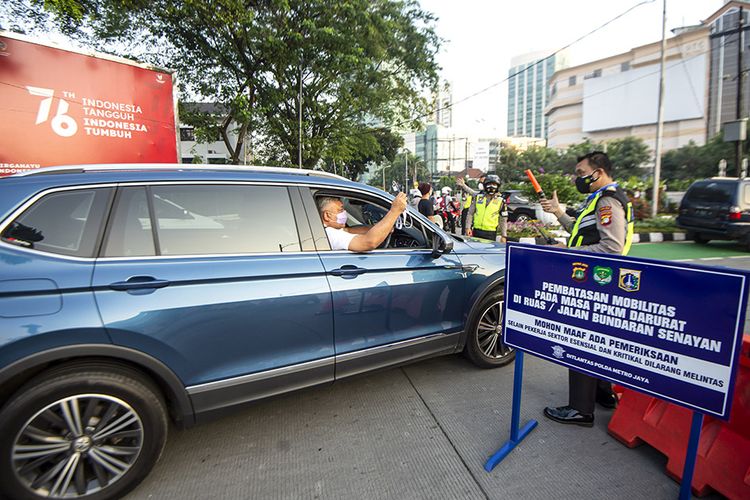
381,232,392,249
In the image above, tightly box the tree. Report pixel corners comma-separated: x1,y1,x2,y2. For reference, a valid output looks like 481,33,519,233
368,151,428,191
661,134,734,181
323,127,403,180
516,145,561,174
606,136,650,178
20,0,440,167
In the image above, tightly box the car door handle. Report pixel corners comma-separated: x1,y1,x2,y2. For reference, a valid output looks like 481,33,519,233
329,266,367,277
443,264,478,273
109,276,171,291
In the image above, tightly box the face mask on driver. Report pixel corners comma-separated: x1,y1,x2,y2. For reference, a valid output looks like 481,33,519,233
335,210,348,225
575,171,599,194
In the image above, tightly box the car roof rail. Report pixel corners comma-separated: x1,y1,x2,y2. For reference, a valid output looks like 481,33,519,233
9,164,350,182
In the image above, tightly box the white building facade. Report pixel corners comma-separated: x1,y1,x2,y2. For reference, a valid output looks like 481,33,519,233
546,26,710,152
408,125,544,176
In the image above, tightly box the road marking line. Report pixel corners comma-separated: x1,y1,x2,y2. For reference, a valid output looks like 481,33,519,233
729,255,750,259
700,257,725,261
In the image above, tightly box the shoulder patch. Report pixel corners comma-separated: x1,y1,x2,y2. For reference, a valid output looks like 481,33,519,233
599,205,612,226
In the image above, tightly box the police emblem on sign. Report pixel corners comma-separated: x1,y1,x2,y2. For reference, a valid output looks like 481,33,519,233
551,345,565,359
593,266,613,286
618,268,641,292
571,262,589,282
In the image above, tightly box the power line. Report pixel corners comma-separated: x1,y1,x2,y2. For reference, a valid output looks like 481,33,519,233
326,0,656,145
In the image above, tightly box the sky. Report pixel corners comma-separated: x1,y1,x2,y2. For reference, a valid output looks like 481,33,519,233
418,0,725,135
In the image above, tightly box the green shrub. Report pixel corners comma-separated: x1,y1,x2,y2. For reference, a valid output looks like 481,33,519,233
506,220,553,238
634,216,681,233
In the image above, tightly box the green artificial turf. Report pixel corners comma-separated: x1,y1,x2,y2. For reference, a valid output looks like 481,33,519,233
629,241,749,260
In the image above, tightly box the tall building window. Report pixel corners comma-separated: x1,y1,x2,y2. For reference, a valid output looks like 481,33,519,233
584,69,602,79
569,75,577,86
180,128,196,141
621,61,631,72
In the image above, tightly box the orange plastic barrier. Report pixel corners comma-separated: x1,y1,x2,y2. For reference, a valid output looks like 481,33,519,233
608,335,750,499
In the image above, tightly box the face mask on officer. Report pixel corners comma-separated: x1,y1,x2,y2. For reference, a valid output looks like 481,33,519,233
484,184,498,195
477,182,484,191
575,170,600,194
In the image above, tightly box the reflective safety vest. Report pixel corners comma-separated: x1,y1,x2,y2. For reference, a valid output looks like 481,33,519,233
568,185,634,255
473,195,504,232
463,194,472,209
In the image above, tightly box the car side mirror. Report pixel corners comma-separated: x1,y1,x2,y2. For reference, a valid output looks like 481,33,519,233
431,231,453,258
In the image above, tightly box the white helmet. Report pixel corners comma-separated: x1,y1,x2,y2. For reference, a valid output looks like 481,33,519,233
441,186,452,195
409,188,421,198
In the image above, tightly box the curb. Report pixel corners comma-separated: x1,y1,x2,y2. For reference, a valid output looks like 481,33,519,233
632,232,686,243
516,232,687,245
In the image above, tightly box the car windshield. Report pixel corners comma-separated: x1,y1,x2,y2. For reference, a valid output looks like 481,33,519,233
685,182,736,204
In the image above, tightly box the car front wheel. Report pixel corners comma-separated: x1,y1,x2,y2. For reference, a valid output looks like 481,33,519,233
464,291,516,368
0,364,168,500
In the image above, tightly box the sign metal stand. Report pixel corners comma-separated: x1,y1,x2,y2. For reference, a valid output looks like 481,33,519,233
679,412,704,500
484,351,538,471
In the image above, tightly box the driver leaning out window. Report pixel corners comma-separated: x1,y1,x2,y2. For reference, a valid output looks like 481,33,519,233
317,194,407,252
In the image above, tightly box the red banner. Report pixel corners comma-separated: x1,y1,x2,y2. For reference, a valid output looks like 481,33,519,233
0,35,178,176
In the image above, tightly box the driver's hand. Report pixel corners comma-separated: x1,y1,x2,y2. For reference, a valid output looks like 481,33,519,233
466,229,473,237
391,192,407,213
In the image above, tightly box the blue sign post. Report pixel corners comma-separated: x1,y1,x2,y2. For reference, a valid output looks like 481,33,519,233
486,243,749,499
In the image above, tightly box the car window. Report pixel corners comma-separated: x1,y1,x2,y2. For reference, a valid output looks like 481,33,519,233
1,188,111,257
743,184,750,206
685,182,736,204
318,193,430,249
102,187,156,257
149,185,301,255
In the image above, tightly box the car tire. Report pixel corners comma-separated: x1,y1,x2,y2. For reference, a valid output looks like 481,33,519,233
464,290,516,368
0,363,168,500
509,210,534,223
693,233,710,244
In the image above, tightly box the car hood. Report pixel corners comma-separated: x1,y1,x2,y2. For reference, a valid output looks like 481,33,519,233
450,235,505,253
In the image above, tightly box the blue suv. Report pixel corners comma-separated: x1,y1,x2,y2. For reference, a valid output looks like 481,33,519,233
0,165,511,499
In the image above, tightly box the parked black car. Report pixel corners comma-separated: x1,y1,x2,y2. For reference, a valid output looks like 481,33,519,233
676,177,750,247
502,190,537,222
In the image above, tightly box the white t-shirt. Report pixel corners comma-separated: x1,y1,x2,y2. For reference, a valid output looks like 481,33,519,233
325,226,357,251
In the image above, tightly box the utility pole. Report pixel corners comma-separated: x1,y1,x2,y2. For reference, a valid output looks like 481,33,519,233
651,0,667,218
737,6,745,177
298,62,303,169
404,150,408,191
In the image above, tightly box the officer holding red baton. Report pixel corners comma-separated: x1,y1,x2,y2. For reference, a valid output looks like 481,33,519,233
537,151,635,427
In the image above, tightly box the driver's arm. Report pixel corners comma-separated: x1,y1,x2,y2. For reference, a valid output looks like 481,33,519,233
348,193,407,252
345,226,370,235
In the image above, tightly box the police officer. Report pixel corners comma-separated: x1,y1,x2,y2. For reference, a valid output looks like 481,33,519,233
456,174,486,235
540,151,634,427
465,175,508,242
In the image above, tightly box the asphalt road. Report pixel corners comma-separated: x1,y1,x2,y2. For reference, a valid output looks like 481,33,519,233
126,246,746,500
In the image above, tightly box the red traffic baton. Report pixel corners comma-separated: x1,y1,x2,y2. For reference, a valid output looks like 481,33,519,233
524,169,546,200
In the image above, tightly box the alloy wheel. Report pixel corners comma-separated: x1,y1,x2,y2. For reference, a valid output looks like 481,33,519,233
476,300,513,360
11,394,144,498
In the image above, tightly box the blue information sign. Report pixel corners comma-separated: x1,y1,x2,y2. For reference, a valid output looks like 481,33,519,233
503,243,749,419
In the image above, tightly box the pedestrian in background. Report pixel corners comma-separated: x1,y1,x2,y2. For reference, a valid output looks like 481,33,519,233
417,182,440,225
540,151,634,427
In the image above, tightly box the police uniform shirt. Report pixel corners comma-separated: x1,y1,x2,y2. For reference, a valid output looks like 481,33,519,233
466,194,507,240
558,193,626,255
